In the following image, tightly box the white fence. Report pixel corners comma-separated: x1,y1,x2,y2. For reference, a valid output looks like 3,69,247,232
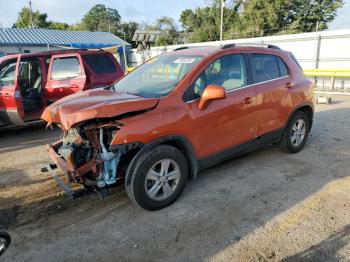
129,29,350,92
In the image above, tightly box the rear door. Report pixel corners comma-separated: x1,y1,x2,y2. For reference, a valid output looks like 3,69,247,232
45,54,86,104
0,56,26,125
82,53,124,87
250,53,291,136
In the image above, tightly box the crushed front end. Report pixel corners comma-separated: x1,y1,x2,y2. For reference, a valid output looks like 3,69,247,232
47,121,136,193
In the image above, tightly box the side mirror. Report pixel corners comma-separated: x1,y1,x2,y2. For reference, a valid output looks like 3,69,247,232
199,84,226,110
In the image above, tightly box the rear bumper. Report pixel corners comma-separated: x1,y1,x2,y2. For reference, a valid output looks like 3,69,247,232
47,141,97,183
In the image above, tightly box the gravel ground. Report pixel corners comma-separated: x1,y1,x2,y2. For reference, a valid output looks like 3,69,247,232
0,96,350,262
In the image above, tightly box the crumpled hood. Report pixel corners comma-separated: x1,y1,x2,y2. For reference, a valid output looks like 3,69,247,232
41,88,159,130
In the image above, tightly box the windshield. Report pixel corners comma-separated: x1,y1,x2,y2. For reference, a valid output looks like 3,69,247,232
113,55,203,98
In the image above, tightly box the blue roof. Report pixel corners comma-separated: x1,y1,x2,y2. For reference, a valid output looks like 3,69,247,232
0,28,130,47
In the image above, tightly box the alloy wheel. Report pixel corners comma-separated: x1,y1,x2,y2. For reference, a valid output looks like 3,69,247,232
144,159,181,201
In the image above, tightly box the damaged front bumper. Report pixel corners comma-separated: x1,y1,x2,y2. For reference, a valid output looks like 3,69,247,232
44,124,142,198
47,140,99,184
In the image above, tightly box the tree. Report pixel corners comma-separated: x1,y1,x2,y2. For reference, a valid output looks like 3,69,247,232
14,7,49,28
181,0,344,41
117,21,139,46
180,2,240,43
227,0,343,38
47,22,70,30
81,4,121,33
287,0,344,32
154,17,179,46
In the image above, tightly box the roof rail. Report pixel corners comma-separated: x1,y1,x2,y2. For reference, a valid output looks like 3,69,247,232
219,42,282,50
173,46,189,51
172,45,213,51
220,43,236,49
266,44,281,50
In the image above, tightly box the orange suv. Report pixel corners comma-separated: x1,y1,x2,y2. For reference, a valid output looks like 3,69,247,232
42,44,314,210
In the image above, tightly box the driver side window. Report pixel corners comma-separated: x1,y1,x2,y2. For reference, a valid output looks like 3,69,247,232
184,54,247,101
0,60,17,88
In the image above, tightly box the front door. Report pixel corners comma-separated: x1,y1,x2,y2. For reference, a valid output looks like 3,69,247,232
0,57,26,125
184,53,257,159
45,54,86,104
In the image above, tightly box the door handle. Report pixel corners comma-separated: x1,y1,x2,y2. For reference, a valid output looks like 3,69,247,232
4,93,11,99
71,84,79,88
242,97,254,104
285,82,294,89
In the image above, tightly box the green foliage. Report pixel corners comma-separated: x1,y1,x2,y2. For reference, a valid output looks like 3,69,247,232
81,4,121,33
13,0,344,46
47,22,70,30
14,7,49,28
180,2,240,42
155,17,179,46
180,0,344,42
117,22,139,47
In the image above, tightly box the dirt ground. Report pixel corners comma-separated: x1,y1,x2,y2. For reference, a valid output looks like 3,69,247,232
0,95,350,262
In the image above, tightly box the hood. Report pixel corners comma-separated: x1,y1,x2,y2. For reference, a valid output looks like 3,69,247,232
41,89,159,130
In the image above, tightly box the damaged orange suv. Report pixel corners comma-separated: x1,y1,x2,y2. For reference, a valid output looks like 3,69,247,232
42,44,314,210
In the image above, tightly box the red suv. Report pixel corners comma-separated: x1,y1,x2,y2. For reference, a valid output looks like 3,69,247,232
42,45,314,210
0,50,123,127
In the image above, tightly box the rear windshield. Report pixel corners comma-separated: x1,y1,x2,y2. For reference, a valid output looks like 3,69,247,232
83,54,117,75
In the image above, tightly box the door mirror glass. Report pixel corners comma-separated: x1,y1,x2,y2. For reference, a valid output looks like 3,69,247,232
199,84,226,110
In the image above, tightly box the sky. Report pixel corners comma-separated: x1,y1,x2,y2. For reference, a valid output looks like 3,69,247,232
0,0,349,30
0,0,209,27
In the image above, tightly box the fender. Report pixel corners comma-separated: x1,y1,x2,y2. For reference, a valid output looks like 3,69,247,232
124,135,199,186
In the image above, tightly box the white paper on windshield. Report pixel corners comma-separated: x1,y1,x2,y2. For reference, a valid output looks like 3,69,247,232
173,58,196,64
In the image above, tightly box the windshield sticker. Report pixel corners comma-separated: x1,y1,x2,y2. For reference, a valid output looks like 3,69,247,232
173,58,196,64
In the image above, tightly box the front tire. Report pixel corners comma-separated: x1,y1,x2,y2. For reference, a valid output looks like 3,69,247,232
126,145,189,210
280,111,310,153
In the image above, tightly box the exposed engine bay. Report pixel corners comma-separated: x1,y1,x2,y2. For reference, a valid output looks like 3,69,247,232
48,120,136,190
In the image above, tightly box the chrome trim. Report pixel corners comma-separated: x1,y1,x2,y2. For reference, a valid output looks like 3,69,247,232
185,75,290,104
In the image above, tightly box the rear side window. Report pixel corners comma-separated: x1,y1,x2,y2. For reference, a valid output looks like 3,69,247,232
277,57,289,77
83,54,117,74
51,57,81,80
0,59,17,87
252,54,280,83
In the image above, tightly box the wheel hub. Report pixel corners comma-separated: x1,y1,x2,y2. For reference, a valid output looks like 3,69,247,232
144,158,181,201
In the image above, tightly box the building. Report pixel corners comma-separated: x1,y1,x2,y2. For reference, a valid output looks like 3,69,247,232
0,27,131,68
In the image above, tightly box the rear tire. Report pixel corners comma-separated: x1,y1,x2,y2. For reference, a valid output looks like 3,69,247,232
279,111,310,153
126,145,189,211
0,232,11,256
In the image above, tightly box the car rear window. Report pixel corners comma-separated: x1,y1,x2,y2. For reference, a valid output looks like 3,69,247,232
83,54,117,75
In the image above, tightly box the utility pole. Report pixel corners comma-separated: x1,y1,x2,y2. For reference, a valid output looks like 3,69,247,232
220,0,224,41
29,0,34,28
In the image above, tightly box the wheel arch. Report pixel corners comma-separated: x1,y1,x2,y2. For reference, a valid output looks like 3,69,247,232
287,103,314,131
124,135,199,186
